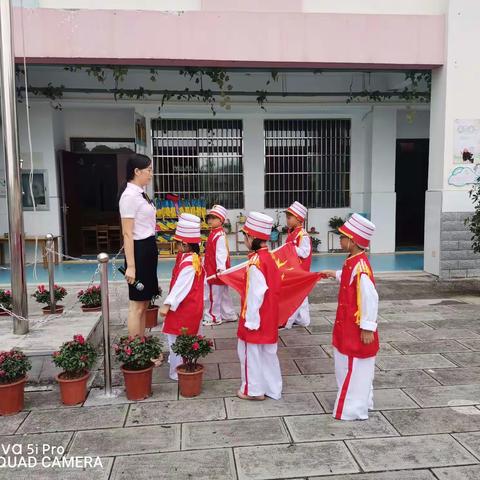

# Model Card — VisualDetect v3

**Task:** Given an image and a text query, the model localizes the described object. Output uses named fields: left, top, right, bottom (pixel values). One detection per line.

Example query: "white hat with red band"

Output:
left=174, top=215, right=201, bottom=243
left=338, top=213, right=375, bottom=249
left=286, top=201, right=307, bottom=221
left=207, top=205, right=227, bottom=222
left=180, top=213, right=201, bottom=224
left=242, top=212, right=273, bottom=241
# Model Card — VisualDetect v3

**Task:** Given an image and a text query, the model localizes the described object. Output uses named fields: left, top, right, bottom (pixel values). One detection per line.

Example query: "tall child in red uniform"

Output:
left=203, top=205, right=237, bottom=326
left=284, top=201, right=312, bottom=329
left=237, top=212, right=282, bottom=401
left=322, top=214, right=379, bottom=420
left=160, top=215, right=205, bottom=380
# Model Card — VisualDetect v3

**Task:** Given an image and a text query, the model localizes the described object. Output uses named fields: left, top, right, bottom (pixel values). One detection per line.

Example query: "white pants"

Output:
left=237, top=339, right=282, bottom=399
left=332, top=347, right=376, bottom=420
left=285, top=297, right=310, bottom=329
left=204, top=283, right=237, bottom=323
left=166, top=334, right=182, bottom=381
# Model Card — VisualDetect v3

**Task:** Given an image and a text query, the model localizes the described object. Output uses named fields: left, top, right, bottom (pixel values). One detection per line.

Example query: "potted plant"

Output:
left=145, top=289, right=162, bottom=329
left=172, top=328, right=214, bottom=397
left=0, top=349, right=31, bottom=415
left=328, top=216, right=345, bottom=232
left=113, top=335, right=162, bottom=401
left=223, top=218, right=232, bottom=234
left=311, top=237, right=322, bottom=253
left=32, top=284, right=67, bottom=314
left=52, top=334, right=97, bottom=405
left=0, top=289, right=12, bottom=317
left=78, top=285, right=102, bottom=312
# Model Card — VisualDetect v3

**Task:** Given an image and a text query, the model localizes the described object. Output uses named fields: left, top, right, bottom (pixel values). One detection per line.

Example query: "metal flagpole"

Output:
left=0, top=0, right=29, bottom=334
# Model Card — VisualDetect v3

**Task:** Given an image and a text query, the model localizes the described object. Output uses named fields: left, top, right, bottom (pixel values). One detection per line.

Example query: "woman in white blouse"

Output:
left=119, top=154, right=159, bottom=336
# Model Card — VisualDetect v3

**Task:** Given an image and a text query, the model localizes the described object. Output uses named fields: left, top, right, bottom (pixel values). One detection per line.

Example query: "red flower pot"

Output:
left=81, top=306, right=102, bottom=313
left=145, top=306, right=159, bottom=328
left=0, top=376, right=26, bottom=416
left=121, top=363, right=154, bottom=401
left=0, top=311, right=10, bottom=317
left=56, top=370, right=89, bottom=406
left=177, top=364, right=204, bottom=398
left=42, top=305, right=64, bottom=315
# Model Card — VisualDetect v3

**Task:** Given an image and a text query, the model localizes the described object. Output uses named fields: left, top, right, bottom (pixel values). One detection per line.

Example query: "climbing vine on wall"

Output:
left=465, top=178, right=480, bottom=254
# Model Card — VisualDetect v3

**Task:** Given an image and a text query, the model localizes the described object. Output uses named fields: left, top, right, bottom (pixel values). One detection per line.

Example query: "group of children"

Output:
left=159, top=201, right=379, bottom=421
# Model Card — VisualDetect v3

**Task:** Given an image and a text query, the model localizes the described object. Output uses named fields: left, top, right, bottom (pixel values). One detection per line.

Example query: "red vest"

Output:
left=286, top=227, right=312, bottom=271
left=163, top=253, right=205, bottom=336
left=237, top=248, right=281, bottom=344
left=204, top=227, right=231, bottom=285
left=332, top=252, right=379, bottom=358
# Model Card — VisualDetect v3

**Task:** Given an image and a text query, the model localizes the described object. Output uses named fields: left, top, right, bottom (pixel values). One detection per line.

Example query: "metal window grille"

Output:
left=151, top=119, right=244, bottom=209
left=264, top=119, right=351, bottom=209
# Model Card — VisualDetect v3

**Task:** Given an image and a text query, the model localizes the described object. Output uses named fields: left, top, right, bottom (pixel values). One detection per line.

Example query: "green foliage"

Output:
left=52, top=334, right=97, bottom=379
left=0, top=289, right=13, bottom=311
left=328, top=216, right=345, bottom=230
left=465, top=177, right=480, bottom=254
left=171, top=328, right=214, bottom=372
left=0, top=349, right=31, bottom=384
left=113, top=335, right=162, bottom=370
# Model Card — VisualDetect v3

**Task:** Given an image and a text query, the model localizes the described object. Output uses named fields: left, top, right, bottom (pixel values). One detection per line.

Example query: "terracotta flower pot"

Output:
left=42, top=305, right=64, bottom=315
left=81, top=306, right=102, bottom=313
left=0, top=376, right=26, bottom=416
left=56, top=370, right=89, bottom=406
left=121, top=363, right=154, bottom=401
left=145, top=305, right=159, bottom=328
left=177, top=364, right=204, bottom=398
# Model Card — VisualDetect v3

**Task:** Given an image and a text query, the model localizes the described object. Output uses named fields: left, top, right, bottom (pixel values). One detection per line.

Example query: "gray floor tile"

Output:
left=17, top=405, right=128, bottom=434
left=392, top=340, right=470, bottom=354
left=284, top=411, right=398, bottom=441
left=0, top=412, right=29, bottom=435
left=384, top=406, right=480, bottom=435
left=432, top=465, right=480, bottom=479
left=404, top=384, right=480, bottom=407
left=283, top=374, right=338, bottom=392
left=408, top=328, right=480, bottom=341
left=110, top=448, right=236, bottom=480
left=0, top=431, right=72, bottom=460
left=427, top=367, right=480, bottom=386
left=277, top=346, right=328, bottom=359
left=295, top=357, right=335, bottom=374
left=225, top=393, right=323, bottom=419
left=182, top=417, right=289, bottom=449
left=126, top=398, right=226, bottom=426
left=346, top=434, right=476, bottom=471
left=376, top=354, right=456, bottom=371
left=373, top=370, right=440, bottom=389
left=235, top=441, right=359, bottom=479
left=311, top=471, right=436, bottom=480
left=454, top=431, right=480, bottom=459
left=445, top=352, right=480, bottom=367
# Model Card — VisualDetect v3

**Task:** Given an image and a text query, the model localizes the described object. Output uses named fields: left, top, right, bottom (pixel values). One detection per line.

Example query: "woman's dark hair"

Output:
left=251, top=238, right=265, bottom=251
left=185, top=243, right=200, bottom=255
left=118, top=153, right=152, bottom=199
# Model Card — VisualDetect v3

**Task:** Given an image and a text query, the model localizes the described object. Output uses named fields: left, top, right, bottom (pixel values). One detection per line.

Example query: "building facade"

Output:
left=1, top=0, right=479, bottom=278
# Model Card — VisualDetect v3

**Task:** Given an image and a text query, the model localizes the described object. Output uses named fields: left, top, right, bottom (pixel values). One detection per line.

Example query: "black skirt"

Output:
left=126, top=236, right=159, bottom=301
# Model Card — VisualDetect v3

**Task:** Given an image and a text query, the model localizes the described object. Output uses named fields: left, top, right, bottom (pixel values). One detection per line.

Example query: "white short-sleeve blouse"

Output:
left=119, top=183, right=156, bottom=240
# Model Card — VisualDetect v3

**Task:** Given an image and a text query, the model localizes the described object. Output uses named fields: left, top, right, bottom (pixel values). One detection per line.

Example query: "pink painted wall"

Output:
left=13, top=8, right=444, bottom=68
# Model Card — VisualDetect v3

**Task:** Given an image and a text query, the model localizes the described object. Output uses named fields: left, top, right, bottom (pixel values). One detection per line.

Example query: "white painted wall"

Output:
left=397, top=110, right=430, bottom=139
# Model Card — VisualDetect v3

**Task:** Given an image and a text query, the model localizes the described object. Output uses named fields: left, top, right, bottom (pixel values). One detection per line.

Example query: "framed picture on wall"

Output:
left=21, top=169, right=49, bottom=210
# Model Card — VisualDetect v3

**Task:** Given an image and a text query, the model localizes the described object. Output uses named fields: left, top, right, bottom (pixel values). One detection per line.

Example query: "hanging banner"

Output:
left=454, top=119, right=480, bottom=164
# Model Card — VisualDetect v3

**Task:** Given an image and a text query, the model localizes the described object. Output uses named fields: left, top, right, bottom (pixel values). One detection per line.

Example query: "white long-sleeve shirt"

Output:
left=215, top=233, right=229, bottom=271
left=335, top=265, right=379, bottom=332
left=244, top=265, right=268, bottom=330
left=295, top=231, right=312, bottom=259
left=164, top=263, right=195, bottom=311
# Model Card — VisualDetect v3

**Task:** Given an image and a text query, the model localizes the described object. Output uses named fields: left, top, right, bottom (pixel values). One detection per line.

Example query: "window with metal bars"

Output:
left=151, top=119, right=244, bottom=209
left=264, top=119, right=351, bottom=209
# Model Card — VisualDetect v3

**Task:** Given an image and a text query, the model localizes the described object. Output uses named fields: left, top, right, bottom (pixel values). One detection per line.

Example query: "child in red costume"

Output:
left=284, top=201, right=312, bottom=329
left=322, top=214, right=379, bottom=420
left=160, top=214, right=205, bottom=380
left=203, top=205, right=237, bottom=326
left=237, top=212, right=282, bottom=401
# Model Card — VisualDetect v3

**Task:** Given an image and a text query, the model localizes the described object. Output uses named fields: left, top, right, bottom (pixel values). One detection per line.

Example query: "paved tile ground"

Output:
left=1, top=274, right=480, bottom=479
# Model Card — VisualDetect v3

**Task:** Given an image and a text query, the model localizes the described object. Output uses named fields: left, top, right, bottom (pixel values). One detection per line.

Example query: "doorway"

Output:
left=58, top=151, right=129, bottom=257
left=395, top=139, right=429, bottom=250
